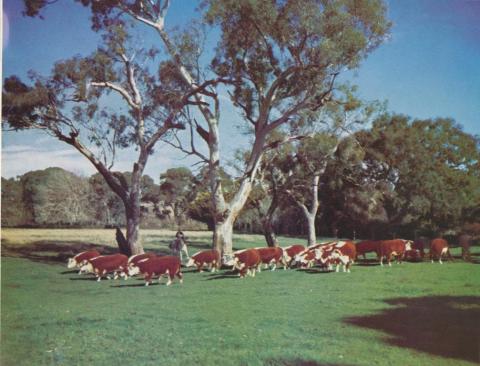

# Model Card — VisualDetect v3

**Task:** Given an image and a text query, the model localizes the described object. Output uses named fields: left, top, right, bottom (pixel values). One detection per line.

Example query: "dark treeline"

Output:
left=3, top=116, right=480, bottom=242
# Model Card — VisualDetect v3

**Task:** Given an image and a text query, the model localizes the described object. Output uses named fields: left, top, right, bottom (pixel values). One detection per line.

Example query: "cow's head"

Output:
left=67, top=258, right=77, bottom=269
left=128, top=265, right=140, bottom=276
left=185, top=257, right=196, bottom=267
left=405, top=240, right=413, bottom=251
left=80, top=262, right=93, bottom=274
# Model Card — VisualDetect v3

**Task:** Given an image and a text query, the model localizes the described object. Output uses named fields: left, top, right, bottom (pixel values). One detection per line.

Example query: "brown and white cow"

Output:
left=81, top=254, right=129, bottom=281
left=128, top=255, right=183, bottom=286
left=379, top=239, right=412, bottom=267
left=256, top=247, right=286, bottom=271
left=67, top=250, right=101, bottom=273
left=293, top=242, right=334, bottom=268
left=355, top=240, right=381, bottom=260
left=315, top=241, right=357, bottom=273
left=282, top=244, right=306, bottom=268
left=429, top=238, right=453, bottom=264
left=128, top=253, right=157, bottom=267
left=227, top=249, right=261, bottom=278
left=186, top=250, right=221, bottom=272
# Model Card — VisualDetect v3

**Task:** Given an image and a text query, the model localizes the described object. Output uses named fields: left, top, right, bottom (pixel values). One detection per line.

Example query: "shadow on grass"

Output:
left=69, top=276, right=101, bottom=281
left=1, top=240, right=118, bottom=264
left=111, top=282, right=161, bottom=288
left=205, top=270, right=242, bottom=280
left=344, top=295, right=480, bottom=363
left=265, top=360, right=354, bottom=366
left=296, top=268, right=333, bottom=275
left=1, top=240, right=171, bottom=265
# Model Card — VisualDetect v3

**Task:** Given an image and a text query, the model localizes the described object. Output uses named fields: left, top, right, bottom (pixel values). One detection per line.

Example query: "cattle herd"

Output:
left=67, top=237, right=456, bottom=286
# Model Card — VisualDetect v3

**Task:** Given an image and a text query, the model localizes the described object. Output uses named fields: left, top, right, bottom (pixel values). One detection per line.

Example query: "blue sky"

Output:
left=2, top=0, right=479, bottom=180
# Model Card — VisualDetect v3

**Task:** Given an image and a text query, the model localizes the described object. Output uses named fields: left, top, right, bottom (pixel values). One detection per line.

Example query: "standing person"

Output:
left=169, top=230, right=189, bottom=263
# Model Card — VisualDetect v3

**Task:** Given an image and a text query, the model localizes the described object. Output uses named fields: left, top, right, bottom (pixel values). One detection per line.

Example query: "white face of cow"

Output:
left=224, top=257, right=236, bottom=267
left=80, top=262, right=93, bottom=274
left=67, top=258, right=77, bottom=268
left=128, top=266, right=140, bottom=276
left=405, top=240, right=413, bottom=251
left=186, top=258, right=195, bottom=267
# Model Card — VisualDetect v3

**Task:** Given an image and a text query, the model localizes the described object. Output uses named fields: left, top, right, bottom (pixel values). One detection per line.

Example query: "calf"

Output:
left=128, top=256, right=183, bottom=286
left=81, top=254, right=129, bottom=281
left=355, top=240, right=381, bottom=260
left=282, top=244, right=306, bottom=268
left=256, top=247, right=286, bottom=271
left=227, top=249, right=261, bottom=278
left=430, top=238, right=453, bottom=264
left=67, top=250, right=101, bottom=274
left=186, top=250, right=221, bottom=272
left=379, top=239, right=412, bottom=267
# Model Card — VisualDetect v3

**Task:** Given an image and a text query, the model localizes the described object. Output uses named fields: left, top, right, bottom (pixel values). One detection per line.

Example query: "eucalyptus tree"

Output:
left=22, top=0, right=391, bottom=258
left=2, top=25, right=193, bottom=254
left=357, top=115, right=480, bottom=235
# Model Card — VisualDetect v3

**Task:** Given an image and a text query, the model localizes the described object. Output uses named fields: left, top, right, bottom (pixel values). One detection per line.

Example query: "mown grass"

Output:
left=1, top=229, right=480, bottom=366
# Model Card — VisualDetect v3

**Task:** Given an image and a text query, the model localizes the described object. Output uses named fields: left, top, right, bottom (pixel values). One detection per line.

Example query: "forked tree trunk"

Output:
left=262, top=219, right=278, bottom=247
left=124, top=163, right=145, bottom=256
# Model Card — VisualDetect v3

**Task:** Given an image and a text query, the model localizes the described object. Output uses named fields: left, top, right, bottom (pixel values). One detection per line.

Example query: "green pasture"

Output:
left=1, top=229, right=479, bottom=366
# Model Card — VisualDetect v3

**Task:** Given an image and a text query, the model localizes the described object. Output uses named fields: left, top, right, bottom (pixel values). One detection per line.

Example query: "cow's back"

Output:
left=430, top=238, right=448, bottom=255
left=380, top=239, right=406, bottom=254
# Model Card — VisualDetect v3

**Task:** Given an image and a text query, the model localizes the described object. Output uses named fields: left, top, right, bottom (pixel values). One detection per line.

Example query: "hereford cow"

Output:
left=81, top=254, right=129, bottom=281
left=458, top=234, right=472, bottom=261
left=293, top=242, right=335, bottom=268
left=430, top=238, right=453, bottom=264
left=256, top=247, right=286, bottom=271
left=294, top=249, right=317, bottom=268
left=316, top=241, right=357, bottom=273
left=413, top=237, right=428, bottom=258
left=128, top=253, right=157, bottom=267
left=226, top=249, right=261, bottom=278
left=355, top=240, right=381, bottom=260
left=379, top=239, right=412, bottom=267
left=67, top=250, right=101, bottom=274
left=282, top=244, right=306, bottom=268
left=128, top=256, right=183, bottom=286
left=186, top=250, right=221, bottom=272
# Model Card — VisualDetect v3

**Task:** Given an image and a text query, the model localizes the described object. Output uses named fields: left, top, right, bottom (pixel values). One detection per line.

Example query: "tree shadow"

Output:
left=1, top=240, right=118, bottom=264
left=1, top=240, right=172, bottom=265
left=344, top=295, right=480, bottom=363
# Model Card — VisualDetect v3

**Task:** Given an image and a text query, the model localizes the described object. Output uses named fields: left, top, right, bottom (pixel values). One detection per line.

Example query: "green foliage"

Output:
left=20, top=168, right=95, bottom=226
left=1, top=178, right=31, bottom=226
left=358, top=115, right=480, bottom=234
left=205, top=0, right=390, bottom=122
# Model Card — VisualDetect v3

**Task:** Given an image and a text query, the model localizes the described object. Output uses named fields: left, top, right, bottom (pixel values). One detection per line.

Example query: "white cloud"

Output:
left=1, top=142, right=202, bottom=182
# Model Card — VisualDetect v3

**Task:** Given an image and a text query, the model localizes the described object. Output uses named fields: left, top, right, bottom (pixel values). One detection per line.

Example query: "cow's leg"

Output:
left=271, top=261, right=277, bottom=271
left=448, top=249, right=454, bottom=262
left=166, top=270, right=172, bottom=286
left=145, top=273, right=152, bottom=286
left=388, top=254, right=392, bottom=267
left=176, top=270, right=183, bottom=284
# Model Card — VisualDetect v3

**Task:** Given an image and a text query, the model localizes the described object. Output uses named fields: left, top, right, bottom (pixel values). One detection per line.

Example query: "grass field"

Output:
left=1, top=228, right=480, bottom=366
